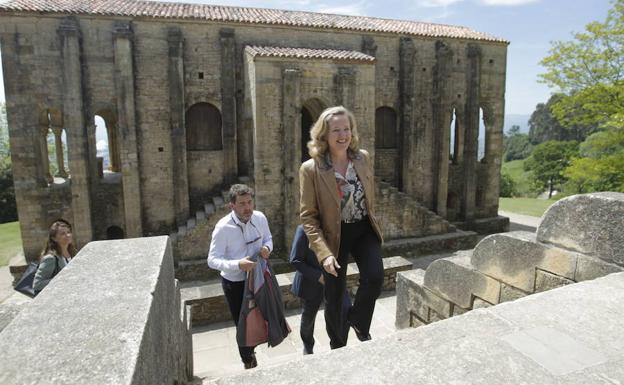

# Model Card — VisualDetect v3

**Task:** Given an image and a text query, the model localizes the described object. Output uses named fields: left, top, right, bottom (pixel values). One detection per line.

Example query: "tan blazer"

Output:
left=299, top=149, right=383, bottom=264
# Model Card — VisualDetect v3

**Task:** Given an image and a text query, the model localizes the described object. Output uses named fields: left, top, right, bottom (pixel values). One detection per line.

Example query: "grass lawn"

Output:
left=499, top=197, right=557, bottom=217
left=0, top=221, right=22, bottom=267
left=501, top=159, right=534, bottom=197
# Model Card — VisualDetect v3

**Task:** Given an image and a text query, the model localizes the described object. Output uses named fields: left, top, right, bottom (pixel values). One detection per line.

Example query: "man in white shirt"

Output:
left=208, top=184, right=273, bottom=369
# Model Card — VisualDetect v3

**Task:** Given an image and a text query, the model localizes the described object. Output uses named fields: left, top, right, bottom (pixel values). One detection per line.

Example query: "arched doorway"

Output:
left=301, top=98, right=326, bottom=163
left=106, top=226, right=125, bottom=240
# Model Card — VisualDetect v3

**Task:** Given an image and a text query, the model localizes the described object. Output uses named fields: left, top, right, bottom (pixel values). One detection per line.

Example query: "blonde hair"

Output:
left=306, top=106, right=360, bottom=160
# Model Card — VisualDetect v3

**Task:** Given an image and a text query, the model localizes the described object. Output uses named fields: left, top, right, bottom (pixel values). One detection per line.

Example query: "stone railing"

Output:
left=396, top=192, right=624, bottom=328
left=0, top=236, right=193, bottom=385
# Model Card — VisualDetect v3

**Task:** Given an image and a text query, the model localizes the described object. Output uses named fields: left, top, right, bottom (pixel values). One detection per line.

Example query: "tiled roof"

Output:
left=245, top=46, right=375, bottom=63
left=0, top=0, right=508, bottom=44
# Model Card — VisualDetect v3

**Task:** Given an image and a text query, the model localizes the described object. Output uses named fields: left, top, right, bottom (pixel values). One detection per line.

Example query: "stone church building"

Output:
left=0, top=0, right=508, bottom=272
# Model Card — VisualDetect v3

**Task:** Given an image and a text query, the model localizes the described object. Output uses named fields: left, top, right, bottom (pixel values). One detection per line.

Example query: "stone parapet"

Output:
left=0, top=237, right=193, bottom=385
left=396, top=193, right=624, bottom=330
left=211, top=272, right=624, bottom=384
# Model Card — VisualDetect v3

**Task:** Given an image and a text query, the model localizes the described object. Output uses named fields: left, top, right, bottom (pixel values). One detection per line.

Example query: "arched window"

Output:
left=106, top=226, right=125, bottom=240
left=186, top=103, right=222, bottom=151
left=94, top=110, right=121, bottom=174
left=375, top=107, right=397, bottom=149
left=39, top=109, right=68, bottom=184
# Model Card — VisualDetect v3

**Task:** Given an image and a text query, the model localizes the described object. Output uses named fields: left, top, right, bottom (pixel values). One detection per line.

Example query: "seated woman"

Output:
left=33, top=219, right=77, bottom=295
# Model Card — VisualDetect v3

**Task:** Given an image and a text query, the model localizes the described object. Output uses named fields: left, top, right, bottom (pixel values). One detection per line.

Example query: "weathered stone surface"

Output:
left=208, top=272, right=624, bottom=385
left=537, top=192, right=624, bottom=266
left=0, top=236, right=192, bottom=385
left=382, top=231, right=479, bottom=258
left=575, top=254, right=623, bottom=282
left=535, top=270, right=575, bottom=293
left=472, top=231, right=577, bottom=293
left=424, top=250, right=501, bottom=308
left=395, top=269, right=452, bottom=329
left=500, top=283, right=529, bottom=303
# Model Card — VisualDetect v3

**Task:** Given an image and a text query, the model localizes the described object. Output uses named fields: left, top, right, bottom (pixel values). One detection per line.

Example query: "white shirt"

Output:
left=207, top=210, right=273, bottom=282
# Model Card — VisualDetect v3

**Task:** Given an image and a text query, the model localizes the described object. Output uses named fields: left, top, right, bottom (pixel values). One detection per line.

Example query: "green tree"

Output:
left=503, top=127, right=532, bottom=161
left=499, top=172, right=516, bottom=197
left=524, top=141, right=579, bottom=198
left=564, top=122, right=624, bottom=193
left=528, top=94, right=594, bottom=144
left=540, top=0, right=624, bottom=128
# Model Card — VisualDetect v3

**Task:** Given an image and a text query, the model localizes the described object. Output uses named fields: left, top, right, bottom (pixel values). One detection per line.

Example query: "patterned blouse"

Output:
left=333, top=160, right=368, bottom=223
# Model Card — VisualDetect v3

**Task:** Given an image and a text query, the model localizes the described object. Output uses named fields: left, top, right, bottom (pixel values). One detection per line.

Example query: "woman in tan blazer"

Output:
left=299, top=106, right=383, bottom=349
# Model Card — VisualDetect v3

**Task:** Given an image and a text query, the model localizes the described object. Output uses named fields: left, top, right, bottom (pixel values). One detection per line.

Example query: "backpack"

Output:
left=14, top=256, right=60, bottom=298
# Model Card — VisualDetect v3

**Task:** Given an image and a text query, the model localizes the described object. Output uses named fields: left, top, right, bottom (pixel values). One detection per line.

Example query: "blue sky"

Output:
left=0, top=0, right=613, bottom=115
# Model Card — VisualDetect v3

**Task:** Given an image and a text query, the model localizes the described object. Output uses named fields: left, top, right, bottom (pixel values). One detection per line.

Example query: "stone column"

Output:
left=482, top=102, right=504, bottom=217
left=461, top=44, right=482, bottom=223
left=39, top=126, right=53, bottom=184
left=167, top=27, right=189, bottom=227
left=432, top=41, right=453, bottom=218
left=220, top=28, right=238, bottom=184
left=282, top=68, right=301, bottom=249
left=52, top=127, right=68, bottom=177
left=334, top=67, right=356, bottom=111
left=399, top=37, right=416, bottom=194
left=113, top=21, right=143, bottom=237
left=58, top=16, right=93, bottom=247
left=107, top=122, right=121, bottom=172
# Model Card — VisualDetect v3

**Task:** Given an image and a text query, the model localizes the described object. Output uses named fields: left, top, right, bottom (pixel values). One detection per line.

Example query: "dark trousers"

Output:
left=221, top=277, right=255, bottom=364
left=300, top=292, right=323, bottom=353
left=323, top=218, right=383, bottom=349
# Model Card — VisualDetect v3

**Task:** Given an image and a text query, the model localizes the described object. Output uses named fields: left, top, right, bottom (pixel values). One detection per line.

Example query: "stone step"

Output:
left=196, top=210, right=206, bottom=223
left=177, top=225, right=187, bottom=236
left=204, top=203, right=215, bottom=216
left=382, top=230, right=478, bottom=259
left=212, top=196, right=224, bottom=208
left=182, top=256, right=412, bottom=327
left=187, top=218, right=196, bottom=231
left=175, top=257, right=294, bottom=282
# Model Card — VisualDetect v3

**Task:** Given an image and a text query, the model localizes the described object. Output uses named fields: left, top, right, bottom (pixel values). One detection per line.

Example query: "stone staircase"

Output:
left=375, top=179, right=479, bottom=258
left=172, top=176, right=253, bottom=281
left=396, top=192, right=624, bottom=329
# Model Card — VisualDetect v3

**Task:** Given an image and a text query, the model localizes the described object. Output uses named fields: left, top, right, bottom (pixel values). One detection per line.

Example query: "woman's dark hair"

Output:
left=40, top=219, right=77, bottom=259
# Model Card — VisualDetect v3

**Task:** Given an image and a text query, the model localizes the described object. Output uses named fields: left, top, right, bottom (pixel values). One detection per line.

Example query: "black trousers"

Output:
left=221, top=277, right=255, bottom=364
left=323, top=218, right=383, bottom=349
left=300, top=291, right=323, bottom=353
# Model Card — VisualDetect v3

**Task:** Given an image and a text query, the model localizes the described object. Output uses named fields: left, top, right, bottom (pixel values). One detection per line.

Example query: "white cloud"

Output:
left=96, top=140, right=108, bottom=151
left=479, top=0, right=538, bottom=6
left=315, top=1, right=369, bottom=16
left=414, top=0, right=464, bottom=7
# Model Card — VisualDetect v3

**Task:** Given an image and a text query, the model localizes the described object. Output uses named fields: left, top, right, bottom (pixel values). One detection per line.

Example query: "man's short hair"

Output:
left=229, top=184, right=254, bottom=203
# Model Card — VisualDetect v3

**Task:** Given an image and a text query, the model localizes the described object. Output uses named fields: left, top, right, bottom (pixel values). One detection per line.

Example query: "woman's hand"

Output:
left=322, top=256, right=341, bottom=277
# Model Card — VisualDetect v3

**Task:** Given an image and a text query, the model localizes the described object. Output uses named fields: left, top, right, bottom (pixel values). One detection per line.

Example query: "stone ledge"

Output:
left=183, top=256, right=412, bottom=327
left=382, top=230, right=478, bottom=258
left=207, top=272, right=624, bottom=384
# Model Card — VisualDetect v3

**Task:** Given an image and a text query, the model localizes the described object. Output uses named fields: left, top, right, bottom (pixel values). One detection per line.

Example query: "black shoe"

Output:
left=244, top=355, right=258, bottom=369
left=303, top=347, right=313, bottom=355
left=350, top=322, right=371, bottom=342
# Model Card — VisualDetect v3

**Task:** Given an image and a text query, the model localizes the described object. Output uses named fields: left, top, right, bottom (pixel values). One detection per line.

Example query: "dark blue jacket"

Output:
left=289, top=225, right=323, bottom=301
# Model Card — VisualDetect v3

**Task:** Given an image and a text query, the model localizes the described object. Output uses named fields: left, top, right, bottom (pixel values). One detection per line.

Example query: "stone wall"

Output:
left=0, top=9, right=508, bottom=260
left=396, top=192, right=624, bottom=328
left=0, top=236, right=193, bottom=385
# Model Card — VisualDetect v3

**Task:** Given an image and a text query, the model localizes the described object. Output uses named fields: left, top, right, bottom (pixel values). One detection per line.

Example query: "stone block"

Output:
left=424, top=250, right=501, bottom=309
left=535, top=270, right=575, bottom=293
left=472, top=231, right=577, bottom=293
left=575, top=254, right=623, bottom=282
left=499, top=283, right=528, bottom=303
left=472, top=298, right=492, bottom=309
left=395, top=269, right=452, bottom=329
left=537, top=192, right=624, bottom=266
left=452, top=304, right=468, bottom=316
